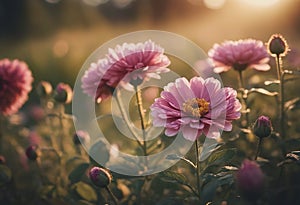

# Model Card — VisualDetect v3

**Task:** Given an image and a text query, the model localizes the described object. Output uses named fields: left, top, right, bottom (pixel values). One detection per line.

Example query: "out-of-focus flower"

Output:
left=0, top=59, right=33, bottom=116
left=208, top=39, right=270, bottom=73
left=82, top=40, right=170, bottom=103
left=0, top=155, right=6, bottom=164
left=89, top=167, right=112, bottom=188
left=25, top=145, right=38, bottom=161
left=287, top=48, right=300, bottom=68
left=73, top=130, right=90, bottom=146
left=253, top=116, right=272, bottom=138
left=28, top=105, right=46, bottom=122
left=150, top=77, right=241, bottom=141
left=28, top=131, right=42, bottom=146
left=53, top=83, right=73, bottom=104
left=36, top=81, right=52, bottom=97
left=267, top=34, right=289, bottom=57
left=236, top=159, right=264, bottom=200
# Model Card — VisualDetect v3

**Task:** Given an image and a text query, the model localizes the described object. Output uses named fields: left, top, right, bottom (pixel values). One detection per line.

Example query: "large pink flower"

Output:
left=0, top=59, right=33, bottom=116
left=82, top=40, right=170, bottom=103
left=208, top=39, right=270, bottom=73
left=150, top=77, right=241, bottom=141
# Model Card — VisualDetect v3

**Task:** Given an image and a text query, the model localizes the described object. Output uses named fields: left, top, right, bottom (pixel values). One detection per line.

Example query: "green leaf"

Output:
left=201, top=178, right=219, bottom=204
left=166, top=154, right=196, bottom=168
left=284, top=97, right=300, bottom=111
left=77, top=200, right=95, bottom=205
left=248, top=88, right=278, bottom=97
left=264, top=80, right=280, bottom=86
left=206, top=148, right=236, bottom=166
left=72, top=182, right=97, bottom=202
left=0, top=165, right=12, bottom=186
left=159, top=171, right=189, bottom=186
left=66, top=156, right=86, bottom=173
left=68, top=163, right=89, bottom=184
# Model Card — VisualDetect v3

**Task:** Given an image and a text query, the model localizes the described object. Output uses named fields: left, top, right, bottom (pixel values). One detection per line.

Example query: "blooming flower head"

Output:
left=208, top=39, right=270, bottom=73
left=236, top=159, right=264, bottom=200
left=82, top=40, right=170, bottom=103
left=0, top=59, right=33, bottom=116
left=150, top=77, right=241, bottom=141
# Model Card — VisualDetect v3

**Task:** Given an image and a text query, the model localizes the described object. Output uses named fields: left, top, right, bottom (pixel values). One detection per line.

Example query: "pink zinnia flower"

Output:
left=0, top=59, right=33, bottom=116
left=150, top=77, right=241, bottom=141
left=82, top=40, right=170, bottom=103
left=208, top=39, right=270, bottom=73
left=236, top=159, right=264, bottom=200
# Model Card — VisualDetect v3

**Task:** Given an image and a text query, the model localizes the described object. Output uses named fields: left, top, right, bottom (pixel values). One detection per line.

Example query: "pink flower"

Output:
left=0, top=59, right=33, bottom=116
left=150, top=77, right=241, bottom=141
left=208, top=39, right=270, bottom=73
left=236, top=159, right=264, bottom=200
left=82, top=40, right=170, bottom=103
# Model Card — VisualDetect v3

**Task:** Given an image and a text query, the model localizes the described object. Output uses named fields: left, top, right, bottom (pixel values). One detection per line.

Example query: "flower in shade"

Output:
left=267, top=34, right=289, bottom=57
left=208, top=39, right=270, bottom=73
left=89, top=167, right=112, bottom=188
left=82, top=40, right=170, bottom=103
left=253, top=115, right=272, bottom=139
left=150, top=77, right=241, bottom=141
left=53, top=83, right=73, bottom=104
left=236, top=159, right=264, bottom=200
left=0, top=59, right=33, bottom=116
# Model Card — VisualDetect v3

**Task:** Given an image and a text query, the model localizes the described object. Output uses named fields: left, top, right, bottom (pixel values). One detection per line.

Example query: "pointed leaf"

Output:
left=284, top=97, right=300, bottom=111
left=68, top=163, right=89, bottom=184
left=72, top=182, right=97, bottom=202
left=248, top=88, right=278, bottom=96
left=159, top=171, right=189, bottom=186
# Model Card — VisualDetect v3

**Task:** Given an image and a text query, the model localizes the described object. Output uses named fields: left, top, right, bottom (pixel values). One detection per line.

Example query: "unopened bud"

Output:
left=25, top=145, right=38, bottom=161
left=36, top=81, right=52, bottom=97
left=0, top=155, right=6, bottom=164
left=89, top=167, right=112, bottom=188
left=267, top=34, right=289, bottom=57
left=53, top=83, right=73, bottom=104
left=253, top=116, right=272, bottom=138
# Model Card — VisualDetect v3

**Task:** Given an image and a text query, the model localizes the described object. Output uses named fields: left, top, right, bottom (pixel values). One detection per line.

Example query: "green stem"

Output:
left=195, top=139, right=201, bottom=199
left=238, top=70, right=244, bottom=89
left=105, top=186, right=119, bottom=205
left=275, top=55, right=285, bottom=138
left=134, top=85, right=147, bottom=157
left=115, top=90, right=144, bottom=150
left=255, top=138, right=262, bottom=160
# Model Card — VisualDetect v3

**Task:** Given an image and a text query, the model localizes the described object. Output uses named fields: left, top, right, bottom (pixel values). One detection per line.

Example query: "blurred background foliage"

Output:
left=1, top=0, right=300, bottom=86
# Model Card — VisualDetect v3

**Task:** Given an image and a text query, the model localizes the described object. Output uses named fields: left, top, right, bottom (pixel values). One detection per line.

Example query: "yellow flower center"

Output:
left=182, top=98, right=210, bottom=118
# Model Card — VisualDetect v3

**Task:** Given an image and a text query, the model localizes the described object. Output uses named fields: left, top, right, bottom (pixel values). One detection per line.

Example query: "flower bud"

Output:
left=89, top=167, right=112, bottom=188
left=236, top=160, right=264, bottom=200
left=253, top=116, right=272, bottom=138
left=0, top=155, right=6, bottom=164
left=73, top=130, right=90, bottom=146
left=53, top=83, right=73, bottom=104
left=25, top=145, right=38, bottom=161
left=267, top=34, right=289, bottom=57
left=36, top=81, right=52, bottom=97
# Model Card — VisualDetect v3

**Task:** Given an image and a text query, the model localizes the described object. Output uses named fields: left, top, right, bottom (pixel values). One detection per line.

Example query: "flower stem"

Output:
left=275, top=55, right=285, bottom=138
left=238, top=70, right=244, bottom=89
left=255, top=138, right=262, bottom=160
left=195, top=139, right=201, bottom=199
left=105, top=186, right=119, bottom=205
left=134, top=85, right=147, bottom=157
left=115, top=90, right=144, bottom=150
